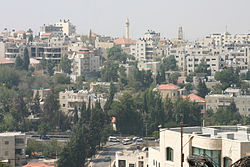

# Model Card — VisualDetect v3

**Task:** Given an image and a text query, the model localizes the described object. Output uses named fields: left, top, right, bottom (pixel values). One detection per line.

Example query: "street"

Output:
left=89, top=142, right=129, bottom=167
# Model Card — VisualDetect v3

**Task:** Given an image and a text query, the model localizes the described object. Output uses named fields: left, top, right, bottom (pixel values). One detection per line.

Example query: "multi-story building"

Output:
left=149, top=126, right=250, bottom=167
left=29, top=43, right=68, bottom=64
left=59, top=89, right=106, bottom=114
left=115, top=150, right=149, bottom=167
left=95, top=36, right=114, bottom=49
left=0, top=132, right=26, bottom=167
left=137, top=61, right=160, bottom=75
left=0, top=42, right=23, bottom=60
left=130, top=30, right=161, bottom=62
left=206, top=88, right=250, bottom=115
left=70, top=48, right=100, bottom=78
left=202, top=32, right=250, bottom=47
left=59, top=90, right=89, bottom=114
left=40, top=24, right=63, bottom=38
left=56, top=19, right=76, bottom=36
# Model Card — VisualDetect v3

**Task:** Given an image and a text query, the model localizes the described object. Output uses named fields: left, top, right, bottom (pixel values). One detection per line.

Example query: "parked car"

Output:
left=132, top=137, right=140, bottom=142
left=40, top=135, right=50, bottom=140
left=108, top=136, right=120, bottom=142
left=122, top=138, right=132, bottom=145
left=136, top=138, right=144, bottom=142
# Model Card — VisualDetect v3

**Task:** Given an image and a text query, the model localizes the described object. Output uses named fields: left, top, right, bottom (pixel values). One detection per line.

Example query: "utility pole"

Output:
left=181, top=120, right=183, bottom=167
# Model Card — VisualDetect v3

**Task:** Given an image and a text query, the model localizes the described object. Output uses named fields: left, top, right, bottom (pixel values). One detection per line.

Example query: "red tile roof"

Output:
left=16, top=30, right=26, bottom=34
left=22, top=162, right=54, bottom=167
left=0, top=58, right=15, bottom=64
left=41, top=33, right=52, bottom=36
left=183, top=94, right=205, bottom=103
left=157, top=83, right=180, bottom=90
left=114, top=38, right=136, bottom=45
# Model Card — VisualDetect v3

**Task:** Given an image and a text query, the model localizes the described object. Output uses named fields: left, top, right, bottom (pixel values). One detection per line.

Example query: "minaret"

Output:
left=126, top=18, right=129, bottom=39
left=178, top=26, right=183, bottom=40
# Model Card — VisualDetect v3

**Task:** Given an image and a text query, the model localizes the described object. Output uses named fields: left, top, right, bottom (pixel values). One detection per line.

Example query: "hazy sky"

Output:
left=0, top=0, right=250, bottom=40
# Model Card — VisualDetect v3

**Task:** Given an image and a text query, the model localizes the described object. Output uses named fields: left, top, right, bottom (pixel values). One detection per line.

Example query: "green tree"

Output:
left=215, top=68, right=240, bottom=90
left=0, top=86, right=15, bottom=113
left=60, top=55, right=72, bottom=74
left=41, top=89, right=59, bottom=128
left=0, top=67, right=20, bottom=89
left=194, top=58, right=211, bottom=76
left=47, top=60, right=55, bottom=76
left=58, top=125, right=89, bottom=167
left=110, top=93, right=142, bottom=135
left=104, top=81, right=116, bottom=112
left=15, top=56, right=24, bottom=70
left=23, top=48, right=30, bottom=71
left=197, top=79, right=210, bottom=98
left=107, top=46, right=128, bottom=64
left=101, top=61, right=119, bottom=82
left=30, top=93, right=42, bottom=116
left=160, top=55, right=178, bottom=72
left=169, top=72, right=180, bottom=84
left=11, top=93, right=29, bottom=131
left=38, top=122, right=49, bottom=136
left=54, top=73, right=70, bottom=84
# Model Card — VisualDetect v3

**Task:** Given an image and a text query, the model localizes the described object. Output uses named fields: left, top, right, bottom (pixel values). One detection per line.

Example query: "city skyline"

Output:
left=0, top=0, right=250, bottom=40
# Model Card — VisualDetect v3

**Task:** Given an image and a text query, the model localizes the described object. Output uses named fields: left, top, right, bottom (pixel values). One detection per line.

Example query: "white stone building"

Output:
left=149, top=126, right=250, bottom=167
left=130, top=30, right=161, bottom=62
left=56, top=19, right=76, bottom=36
left=0, top=132, right=26, bottom=167
left=69, top=48, right=100, bottom=79
left=115, top=150, right=149, bottom=167
left=206, top=88, right=250, bottom=116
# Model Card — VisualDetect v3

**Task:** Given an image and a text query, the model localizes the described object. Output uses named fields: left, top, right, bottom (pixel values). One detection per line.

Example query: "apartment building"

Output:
left=224, top=47, right=250, bottom=70
left=40, top=24, right=63, bottom=38
left=56, top=19, right=76, bottom=36
left=137, top=61, right=160, bottom=75
left=70, top=48, right=100, bottom=77
left=0, top=132, right=26, bottom=167
left=95, top=36, right=114, bottom=49
left=59, top=89, right=107, bottom=114
left=206, top=88, right=250, bottom=115
left=203, top=32, right=250, bottom=47
left=130, top=30, right=161, bottom=62
left=0, top=42, right=23, bottom=60
left=59, top=90, right=88, bottom=114
left=29, top=43, right=67, bottom=64
left=186, top=54, right=222, bottom=75
left=149, top=126, right=250, bottom=167
left=115, top=150, right=149, bottom=167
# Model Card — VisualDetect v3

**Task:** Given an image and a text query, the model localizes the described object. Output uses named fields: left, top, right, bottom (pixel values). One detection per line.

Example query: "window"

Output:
left=129, top=164, right=135, bottom=167
left=4, top=141, right=9, bottom=145
left=15, top=138, right=24, bottom=144
left=118, top=160, right=126, bottom=167
left=192, top=147, right=221, bottom=167
left=138, top=161, right=144, bottom=167
left=63, top=104, right=66, bottom=107
left=166, top=147, right=174, bottom=161
left=224, top=157, right=232, bottom=167
left=5, top=151, right=8, bottom=156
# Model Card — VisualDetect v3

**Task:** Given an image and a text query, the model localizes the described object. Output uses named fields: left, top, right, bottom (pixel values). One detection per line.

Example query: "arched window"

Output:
left=166, top=147, right=174, bottom=161
left=224, top=157, right=232, bottom=167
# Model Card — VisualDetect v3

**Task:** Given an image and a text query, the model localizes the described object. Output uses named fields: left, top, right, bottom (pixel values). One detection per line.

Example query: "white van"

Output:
left=108, top=136, right=119, bottom=142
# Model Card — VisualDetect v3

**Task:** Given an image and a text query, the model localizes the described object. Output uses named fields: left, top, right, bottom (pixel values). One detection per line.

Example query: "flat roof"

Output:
left=0, top=132, right=25, bottom=137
